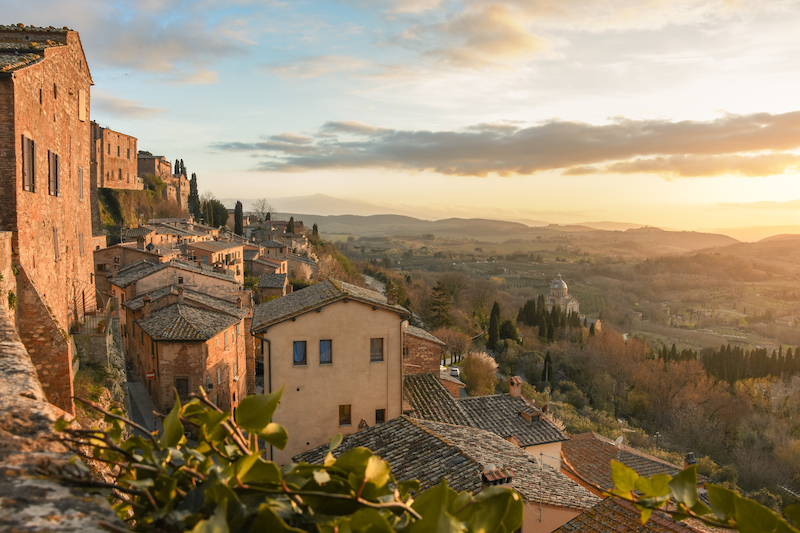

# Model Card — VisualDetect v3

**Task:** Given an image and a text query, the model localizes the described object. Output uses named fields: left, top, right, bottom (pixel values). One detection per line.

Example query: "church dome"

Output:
left=551, top=274, right=568, bottom=291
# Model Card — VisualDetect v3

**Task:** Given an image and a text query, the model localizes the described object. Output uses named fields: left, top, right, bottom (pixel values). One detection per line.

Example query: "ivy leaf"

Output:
left=239, top=457, right=282, bottom=486
left=313, top=469, right=331, bottom=486
left=258, top=422, right=289, bottom=450
left=468, top=486, right=524, bottom=533
left=735, top=495, right=781, bottom=533
left=398, top=480, right=421, bottom=500
left=364, top=456, right=391, bottom=488
left=610, top=460, right=638, bottom=494
left=634, top=474, right=671, bottom=498
left=784, top=504, right=800, bottom=527
left=667, top=465, right=698, bottom=508
left=409, top=480, right=464, bottom=533
left=350, top=508, right=395, bottom=532
left=160, top=392, right=185, bottom=448
left=235, top=386, right=284, bottom=433
left=54, top=415, right=72, bottom=432
left=250, top=503, right=305, bottom=533
left=191, top=500, right=229, bottom=533
left=707, top=484, right=738, bottom=522
left=325, top=433, right=343, bottom=467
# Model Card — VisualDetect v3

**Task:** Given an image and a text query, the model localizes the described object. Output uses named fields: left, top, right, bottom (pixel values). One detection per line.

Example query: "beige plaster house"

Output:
left=250, top=279, right=410, bottom=465
left=184, top=241, right=244, bottom=284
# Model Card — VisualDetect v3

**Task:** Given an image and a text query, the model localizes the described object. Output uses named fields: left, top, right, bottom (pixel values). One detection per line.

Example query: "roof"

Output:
left=251, top=279, right=409, bottom=331
left=136, top=304, right=239, bottom=341
left=459, top=394, right=568, bottom=447
left=406, top=325, right=446, bottom=345
left=186, top=240, right=241, bottom=253
left=561, top=433, right=707, bottom=492
left=110, top=259, right=237, bottom=288
left=243, top=249, right=259, bottom=261
left=555, top=497, right=700, bottom=533
left=261, top=240, right=287, bottom=248
left=257, top=273, right=287, bottom=289
left=404, top=374, right=473, bottom=426
left=551, top=274, right=568, bottom=290
left=122, top=225, right=157, bottom=238
left=404, top=374, right=567, bottom=448
left=0, top=25, right=69, bottom=73
left=413, top=419, right=598, bottom=510
left=123, top=285, right=248, bottom=319
left=295, top=416, right=482, bottom=493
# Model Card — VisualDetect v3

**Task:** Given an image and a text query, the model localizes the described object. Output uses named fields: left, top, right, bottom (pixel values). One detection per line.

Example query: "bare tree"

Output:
left=461, top=351, right=499, bottom=396
left=199, top=190, right=216, bottom=204
left=439, top=271, right=469, bottom=305
left=252, top=198, right=276, bottom=223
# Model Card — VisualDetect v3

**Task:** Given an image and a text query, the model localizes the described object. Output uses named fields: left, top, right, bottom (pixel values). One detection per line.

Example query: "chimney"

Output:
left=481, top=464, right=515, bottom=488
left=237, top=296, right=243, bottom=310
left=684, top=452, right=697, bottom=469
left=177, top=286, right=184, bottom=304
left=137, top=236, right=145, bottom=250
left=509, top=376, right=522, bottom=398
left=142, top=294, right=152, bottom=319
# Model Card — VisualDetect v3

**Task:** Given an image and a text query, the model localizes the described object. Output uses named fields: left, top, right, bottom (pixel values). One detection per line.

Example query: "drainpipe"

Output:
left=251, top=331, right=272, bottom=460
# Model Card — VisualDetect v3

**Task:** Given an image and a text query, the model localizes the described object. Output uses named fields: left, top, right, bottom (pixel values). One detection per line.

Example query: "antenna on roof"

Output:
left=614, top=436, right=624, bottom=447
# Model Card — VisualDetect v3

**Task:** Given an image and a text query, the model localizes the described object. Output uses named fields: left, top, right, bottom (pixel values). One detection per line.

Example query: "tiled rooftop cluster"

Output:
left=561, top=432, right=708, bottom=492
left=406, top=325, right=446, bottom=345
left=555, top=498, right=700, bottom=533
left=257, top=273, right=287, bottom=289
left=252, top=279, right=408, bottom=331
left=111, top=258, right=236, bottom=288
left=0, top=25, right=70, bottom=72
left=296, top=416, right=599, bottom=510
left=137, top=304, right=239, bottom=341
left=123, top=285, right=247, bottom=319
left=403, top=373, right=568, bottom=447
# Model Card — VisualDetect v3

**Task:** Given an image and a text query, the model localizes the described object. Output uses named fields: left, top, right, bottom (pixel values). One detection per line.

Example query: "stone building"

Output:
left=125, top=287, right=248, bottom=412
left=90, top=121, right=141, bottom=190
left=545, top=274, right=580, bottom=314
left=184, top=240, right=244, bottom=284
left=0, top=25, right=96, bottom=414
left=250, top=279, right=410, bottom=465
left=403, top=325, right=445, bottom=375
left=137, top=152, right=172, bottom=182
left=255, top=272, right=289, bottom=301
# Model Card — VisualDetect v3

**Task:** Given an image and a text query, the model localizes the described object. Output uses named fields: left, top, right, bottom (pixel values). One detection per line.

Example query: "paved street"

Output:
left=126, top=370, right=161, bottom=437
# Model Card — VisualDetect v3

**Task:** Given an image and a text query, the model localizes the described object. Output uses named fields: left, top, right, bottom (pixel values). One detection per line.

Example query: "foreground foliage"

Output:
left=52, top=387, right=522, bottom=532
left=610, top=460, right=800, bottom=532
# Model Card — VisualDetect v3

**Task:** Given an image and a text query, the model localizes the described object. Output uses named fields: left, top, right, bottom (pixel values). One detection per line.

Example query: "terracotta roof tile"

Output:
left=404, top=374, right=473, bottom=426
left=257, top=273, right=287, bottom=289
left=136, top=304, right=239, bottom=341
left=110, top=259, right=237, bottom=288
left=406, top=325, right=446, bottom=345
left=459, top=394, right=568, bottom=447
left=555, top=498, right=701, bottom=532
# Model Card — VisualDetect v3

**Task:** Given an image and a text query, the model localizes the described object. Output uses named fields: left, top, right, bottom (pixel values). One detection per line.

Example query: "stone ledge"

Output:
left=0, top=306, right=125, bottom=532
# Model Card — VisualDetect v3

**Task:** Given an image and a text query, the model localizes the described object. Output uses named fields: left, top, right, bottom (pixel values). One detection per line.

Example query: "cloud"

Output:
left=91, top=91, right=165, bottom=120
left=265, top=55, right=373, bottom=78
left=212, top=110, right=800, bottom=177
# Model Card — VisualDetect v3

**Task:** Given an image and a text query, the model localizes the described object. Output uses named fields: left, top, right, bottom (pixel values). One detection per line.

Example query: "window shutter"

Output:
left=22, top=136, right=29, bottom=191
left=78, top=89, right=86, bottom=121
left=78, top=166, right=84, bottom=200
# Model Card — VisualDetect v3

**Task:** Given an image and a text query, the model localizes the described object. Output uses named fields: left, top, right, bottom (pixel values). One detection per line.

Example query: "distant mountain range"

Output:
left=218, top=193, right=798, bottom=243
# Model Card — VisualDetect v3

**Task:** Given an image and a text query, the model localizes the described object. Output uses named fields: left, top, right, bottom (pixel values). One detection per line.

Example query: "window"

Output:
left=78, top=89, right=86, bottom=122
left=53, top=83, right=57, bottom=99
left=376, top=409, right=386, bottom=424
left=224, top=331, right=229, bottom=349
left=22, top=136, right=36, bottom=192
left=175, top=377, right=189, bottom=399
left=178, top=276, right=184, bottom=284
left=339, top=405, right=351, bottom=426
left=78, top=166, right=84, bottom=200
left=233, top=362, right=238, bottom=376
left=217, top=368, right=221, bottom=384
left=127, top=147, right=130, bottom=159
left=79, top=232, right=84, bottom=256
left=320, top=340, right=332, bottom=364
left=53, top=227, right=59, bottom=260
left=117, top=146, right=120, bottom=157
left=118, top=169, right=122, bottom=181
left=235, top=324, right=240, bottom=336
left=39, top=88, right=42, bottom=105
left=370, top=338, right=384, bottom=362
left=108, top=144, right=110, bottom=155
left=47, top=151, right=59, bottom=196
left=293, top=341, right=307, bottom=365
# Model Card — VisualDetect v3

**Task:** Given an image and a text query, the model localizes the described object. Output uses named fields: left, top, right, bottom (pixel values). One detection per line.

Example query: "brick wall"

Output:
left=404, top=333, right=443, bottom=375
left=0, top=232, right=14, bottom=327
left=90, top=121, right=140, bottom=191
left=8, top=31, right=96, bottom=333
left=440, top=377, right=465, bottom=398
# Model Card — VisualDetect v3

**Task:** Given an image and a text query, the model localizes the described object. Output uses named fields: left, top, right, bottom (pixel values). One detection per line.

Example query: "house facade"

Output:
left=250, top=279, right=410, bottom=465
left=0, top=25, right=96, bottom=413
left=90, top=121, right=141, bottom=190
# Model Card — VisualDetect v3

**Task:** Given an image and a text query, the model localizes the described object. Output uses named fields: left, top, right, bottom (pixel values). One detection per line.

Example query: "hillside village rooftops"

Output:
left=404, top=373, right=472, bottom=426
left=251, top=279, right=409, bottom=332
left=257, top=273, right=287, bottom=289
left=0, top=25, right=69, bottom=73
left=243, top=250, right=259, bottom=261
left=186, top=240, right=241, bottom=253
left=123, top=285, right=248, bottom=319
left=554, top=497, right=700, bottom=533
left=110, top=259, right=236, bottom=288
left=136, top=304, right=239, bottom=341
left=122, top=226, right=157, bottom=239
left=561, top=432, right=708, bottom=492
left=406, top=325, right=446, bottom=345
left=296, top=416, right=598, bottom=510
left=262, top=240, right=287, bottom=248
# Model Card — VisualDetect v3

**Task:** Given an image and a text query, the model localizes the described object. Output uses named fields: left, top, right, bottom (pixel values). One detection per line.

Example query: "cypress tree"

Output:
left=488, top=302, right=501, bottom=351
left=288, top=216, right=295, bottom=234
left=234, top=201, right=244, bottom=236
left=188, top=173, right=201, bottom=220
left=542, top=351, right=553, bottom=383
left=428, top=282, right=453, bottom=329
left=312, top=223, right=319, bottom=236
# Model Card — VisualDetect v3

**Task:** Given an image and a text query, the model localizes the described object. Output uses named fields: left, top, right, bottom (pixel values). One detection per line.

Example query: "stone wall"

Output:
left=0, top=304, right=124, bottom=531
left=404, top=332, right=443, bottom=375
left=0, top=231, right=15, bottom=328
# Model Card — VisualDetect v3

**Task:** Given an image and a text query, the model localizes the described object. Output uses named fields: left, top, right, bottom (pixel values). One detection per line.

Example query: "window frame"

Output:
left=22, top=135, right=36, bottom=192
left=376, top=409, right=386, bottom=424
left=78, top=166, right=84, bottom=200
left=320, top=339, right=332, bottom=365
left=175, top=377, right=190, bottom=399
left=370, top=338, right=384, bottom=362
left=339, top=404, right=351, bottom=426
left=293, top=340, right=307, bottom=366
left=47, top=150, right=59, bottom=196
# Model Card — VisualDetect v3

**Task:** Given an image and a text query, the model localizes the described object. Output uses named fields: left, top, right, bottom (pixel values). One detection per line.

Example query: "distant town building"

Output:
left=545, top=274, right=580, bottom=314
left=90, top=121, right=141, bottom=190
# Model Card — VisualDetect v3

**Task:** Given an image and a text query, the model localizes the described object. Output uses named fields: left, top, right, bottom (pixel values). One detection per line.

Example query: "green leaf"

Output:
left=250, top=503, right=304, bottom=533
left=54, top=416, right=71, bottom=432
left=468, top=486, right=524, bottom=533
left=634, top=474, right=671, bottom=497
left=735, top=494, right=780, bottom=533
left=784, top=504, right=800, bottom=527
left=350, top=508, right=395, bottom=533
left=364, top=456, right=391, bottom=488
left=334, top=447, right=373, bottom=479
left=409, top=480, right=464, bottom=533
left=160, top=392, right=185, bottom=448
left=325, top=433, right=343, bottom=467
left=610, top=460, right=639, bottom=494
left=191, top=500, right=229, bottom=533
left=235, top=386, right=284, bottom=432
left=668, top=465, right=698, bottom=508
left=398, top=480, right=421, bottom=499
left=258, top=422, right=289, bottom=450
left=239, top=457, right=283, bottom=486
left=313, top=469, right=331, bottom=485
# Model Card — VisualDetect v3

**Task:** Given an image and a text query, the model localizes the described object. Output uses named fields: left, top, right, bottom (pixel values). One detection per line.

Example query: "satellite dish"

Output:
left=614, top=436, right=624, bottom=446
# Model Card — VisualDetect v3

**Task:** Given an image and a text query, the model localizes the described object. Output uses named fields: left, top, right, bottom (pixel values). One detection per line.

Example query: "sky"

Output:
left=6, top=0, right=800, bottom=232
